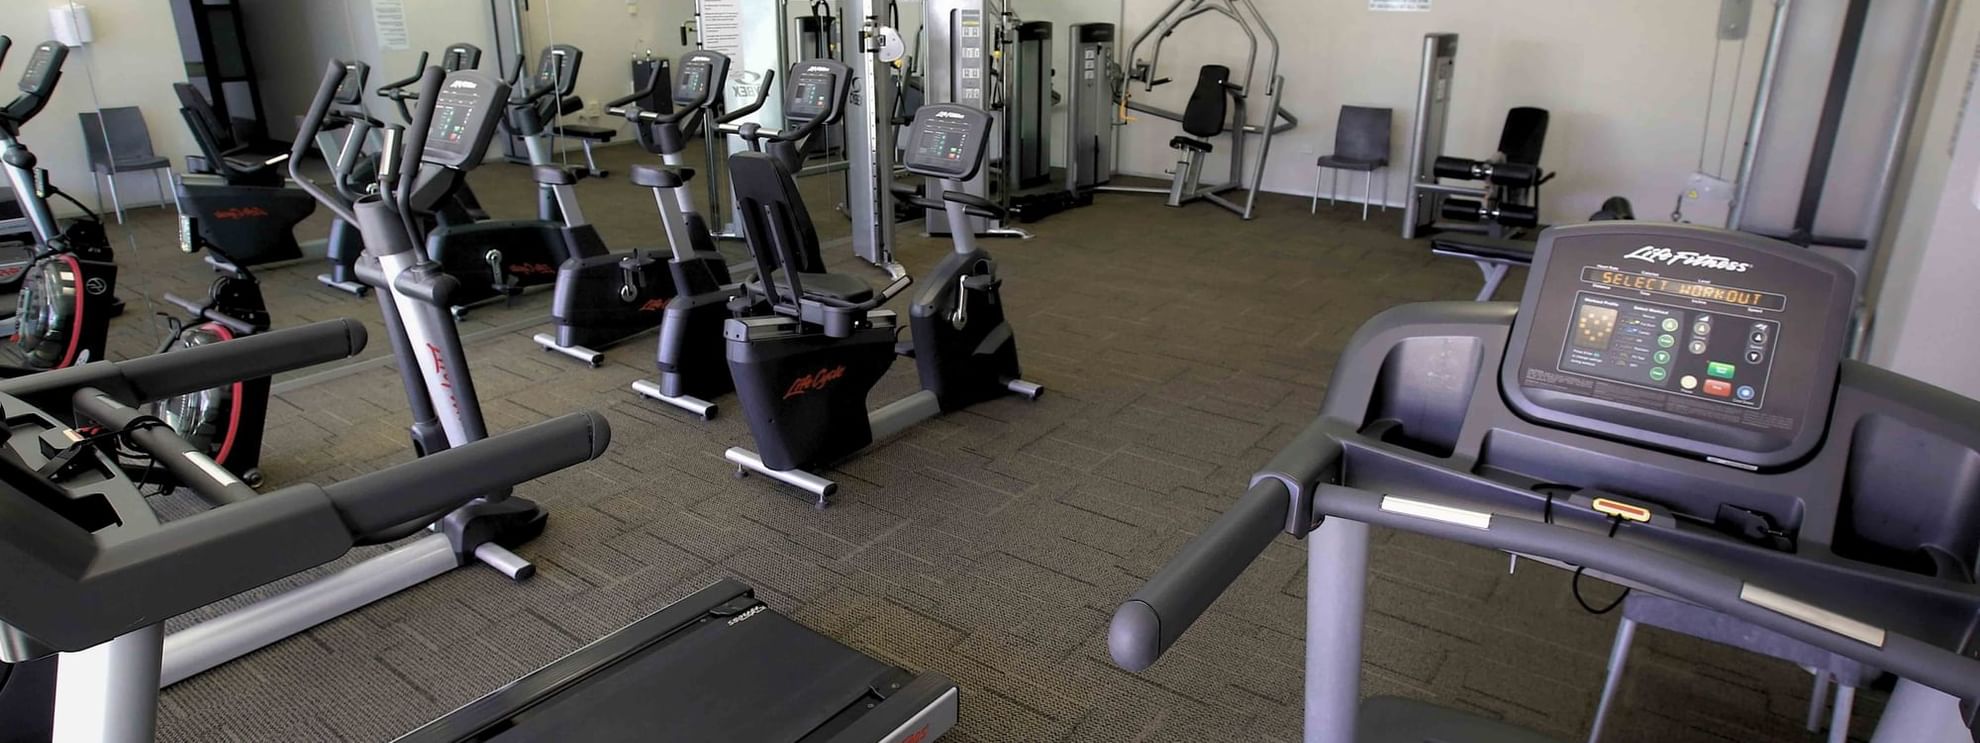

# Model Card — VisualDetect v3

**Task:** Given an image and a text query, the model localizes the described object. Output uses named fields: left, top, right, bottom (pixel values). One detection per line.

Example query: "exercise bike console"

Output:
left=1502, top=224, right=1854, bottom=468
left=420, top=72, right=507, bottom=169
left=900, top=105, right=991, bottom=181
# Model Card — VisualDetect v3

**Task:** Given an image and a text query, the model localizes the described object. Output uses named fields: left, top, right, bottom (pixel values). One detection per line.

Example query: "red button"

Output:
left=1702, top=379, right=1733, bottom=398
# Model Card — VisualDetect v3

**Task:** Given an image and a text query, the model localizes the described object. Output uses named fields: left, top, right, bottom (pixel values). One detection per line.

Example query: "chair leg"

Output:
left=107, top=173, right=124, bottom=225
left=1807, top=671, right=1832, bottom=732
left=1380, top=168, right=1388, bottom=212
left=1587, top=617, right=1638, bottom=743
left=1329, top=169, right=1338, bottom=205
left=93, top=172, right=105, bottom=216
left=153, top=169, right=169, bottom=211
left=1312, top=168, right=1323, bottom=214
left=1362, top=170, right=1372, bottom=221
left=1827, top=684, right=1855, bottom=743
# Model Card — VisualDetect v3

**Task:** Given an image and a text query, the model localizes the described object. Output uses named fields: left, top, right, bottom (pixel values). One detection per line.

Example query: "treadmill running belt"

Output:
left=487, top=609, right=896, bottom=741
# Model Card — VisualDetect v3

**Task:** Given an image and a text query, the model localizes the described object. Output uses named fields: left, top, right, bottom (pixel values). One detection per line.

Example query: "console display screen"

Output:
left=1558, top=292, right=1778, bottom=409
left=677, top=62, right=708, bottom=99
left=788, top=74, right=832, bottom=119
left=1582, top=268, right=1786, bottom=311
left=907, top=121, right=971, bottom=173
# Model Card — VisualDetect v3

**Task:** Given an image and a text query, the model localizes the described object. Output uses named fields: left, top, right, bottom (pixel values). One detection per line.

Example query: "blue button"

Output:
left=1736, top=385, right=1756, bottom=401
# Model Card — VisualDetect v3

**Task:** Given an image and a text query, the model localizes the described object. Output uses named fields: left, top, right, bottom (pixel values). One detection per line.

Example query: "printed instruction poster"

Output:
left=1370, top=0, right=1431, bottom=10
left=373, top=0, right=410, bottom=51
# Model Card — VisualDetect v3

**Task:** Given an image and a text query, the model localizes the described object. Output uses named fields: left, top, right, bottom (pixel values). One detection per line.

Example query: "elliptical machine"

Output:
left=724, top=97, right=1042, bottom=507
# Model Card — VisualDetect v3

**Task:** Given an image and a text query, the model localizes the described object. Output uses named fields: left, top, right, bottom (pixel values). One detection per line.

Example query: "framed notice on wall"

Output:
left=1370, top=0, right=1431, bottom=10
left=373, top=0, right=410, bottom=51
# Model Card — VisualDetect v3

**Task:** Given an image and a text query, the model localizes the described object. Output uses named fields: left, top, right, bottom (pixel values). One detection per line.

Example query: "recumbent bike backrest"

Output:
left=729, top=151, right=829, bottom=283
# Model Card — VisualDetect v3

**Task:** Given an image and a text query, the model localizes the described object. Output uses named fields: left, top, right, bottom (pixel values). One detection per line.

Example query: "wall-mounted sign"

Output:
left=1371, top=0, right=1431, bottom=10
left=373, top=0, right=410, bottom=51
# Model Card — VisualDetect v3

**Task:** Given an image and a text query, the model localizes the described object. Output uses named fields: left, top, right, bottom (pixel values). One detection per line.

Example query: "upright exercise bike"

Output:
left=724, top=98, right=1042, bottom=507
left=418, top=46, right=607, bottom=317
left=533, top=52, right=762, bottom=379
left=147, top=218, right=275, bottom=486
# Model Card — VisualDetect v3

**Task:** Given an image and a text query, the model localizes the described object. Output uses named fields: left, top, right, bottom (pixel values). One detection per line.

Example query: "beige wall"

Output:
left=1867, top=0, right=1980, bottom=396
left=1114, top=0, right=1765, bottom=225
left=0, top=1, right=194, bottom=213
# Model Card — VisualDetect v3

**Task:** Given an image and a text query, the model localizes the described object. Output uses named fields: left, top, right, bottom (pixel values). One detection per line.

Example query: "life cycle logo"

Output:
left=84, top=277, right=109, bottom=295
left=783, top=364, right=847, bottom=400
left=1622, top=245, right=1752, bottom=273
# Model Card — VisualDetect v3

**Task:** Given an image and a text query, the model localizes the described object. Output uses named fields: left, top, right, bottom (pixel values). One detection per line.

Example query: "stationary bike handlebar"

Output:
left=162, top=292, right=260, bottom=336
left=375, top=52, right=429, bottom=122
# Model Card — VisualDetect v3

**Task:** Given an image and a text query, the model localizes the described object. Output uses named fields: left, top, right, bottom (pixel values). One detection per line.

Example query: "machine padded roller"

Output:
left=1440, top=198, right=1539, bottom=228
left=1432, top=156, right=1543, bottom=187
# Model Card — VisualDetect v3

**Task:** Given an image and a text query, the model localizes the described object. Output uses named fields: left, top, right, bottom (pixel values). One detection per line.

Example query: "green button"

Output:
left=1649, top=367, right=1668, bottom=382
left=1657, top=334, right=1675, bottom=349
left=1653, top=351, right=1672, bottom=365
left=1707, top=362, right=1736, bottom=379
left=1661, top=318, right=1679, bottom=332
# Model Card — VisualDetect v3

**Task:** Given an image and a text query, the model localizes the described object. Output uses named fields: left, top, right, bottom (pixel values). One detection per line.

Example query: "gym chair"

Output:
left=1312, top=104, right=1392, bottom=220
left=78, top=107, right=171, bottom=223
left=1164, top=65, right=1237, bottom=208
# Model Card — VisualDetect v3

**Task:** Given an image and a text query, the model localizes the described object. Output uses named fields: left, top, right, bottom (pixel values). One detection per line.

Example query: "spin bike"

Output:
left=2, top=40, right=118, bottom=371
left=148, top=219, right=275, bottom=486
left=724, top=98, right=1042, bottom=507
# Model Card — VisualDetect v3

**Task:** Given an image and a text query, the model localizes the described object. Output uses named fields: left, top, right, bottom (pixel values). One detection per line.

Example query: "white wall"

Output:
left=1113, top=0, right=1765, bottom=225
left=1868, top=0, right=1980, bottom=397
left=0, top=1, right=196, bottom=213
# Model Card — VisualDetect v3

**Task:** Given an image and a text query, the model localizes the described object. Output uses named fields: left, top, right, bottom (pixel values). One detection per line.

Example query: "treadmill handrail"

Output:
left=1110, top=473, right=1980, bottom=730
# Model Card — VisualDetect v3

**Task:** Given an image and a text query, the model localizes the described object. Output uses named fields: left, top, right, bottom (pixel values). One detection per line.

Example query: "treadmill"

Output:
left=279, top=60, right=958, bottom=743
left=1112, top=222, right=1980, bottom=742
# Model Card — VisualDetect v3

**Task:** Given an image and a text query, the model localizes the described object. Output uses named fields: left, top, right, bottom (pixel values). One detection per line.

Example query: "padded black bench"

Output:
left=1430, top=232, right=1536, bottom=301
left=552, top=123, right=617, bottom=179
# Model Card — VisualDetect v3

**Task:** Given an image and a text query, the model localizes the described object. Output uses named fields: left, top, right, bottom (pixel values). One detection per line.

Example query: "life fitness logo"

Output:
left=213, top=207, right=270, bottom=221
left=508, top=262, right=557, bottom=277
left=84, top=277, right=109, bottom=295
left=426, top=343, right=465, bottom=417
left=1623, top=245, right=1753, bottom=273
left=783, top=365, right=846, bottom=400
left=935, top=110, right=966, bottom=120
left=638, top=297, right=669, bottom=313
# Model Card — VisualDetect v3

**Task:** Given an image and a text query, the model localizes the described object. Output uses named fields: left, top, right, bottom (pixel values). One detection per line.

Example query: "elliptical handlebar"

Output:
left=162, top=292, right=260, bottom=336
left=394, top=66, right=445, bottom=219
left=291, top=59, right=359, bottom=226
left=712, top=69, right=777, bottom=130
left=0, top=36, right=12, bottom=70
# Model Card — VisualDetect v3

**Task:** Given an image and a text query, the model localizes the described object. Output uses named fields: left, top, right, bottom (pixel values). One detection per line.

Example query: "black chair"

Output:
left=1311, top=105, right=1392, bottom=220
left=78, top=107, right=172, bottom=224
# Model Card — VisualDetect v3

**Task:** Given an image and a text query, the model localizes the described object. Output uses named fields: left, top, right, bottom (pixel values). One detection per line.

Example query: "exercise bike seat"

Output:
left=750, top=270, right=875, bottom=304
left=533, top=165, right=577, bottom=187
left=630, top=164, right=693, bottom=189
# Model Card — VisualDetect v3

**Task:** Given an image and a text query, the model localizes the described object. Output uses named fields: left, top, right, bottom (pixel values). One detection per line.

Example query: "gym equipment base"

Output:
left=630, top=378, right=717, bottom=420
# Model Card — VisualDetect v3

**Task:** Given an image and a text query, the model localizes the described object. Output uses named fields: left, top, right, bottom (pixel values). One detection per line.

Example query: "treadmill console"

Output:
left=421, top=71, right=510, bottom=169
left=901, top=104, right=992, bottom=181
left=674, top=51, right=730, bottom=108
left=1501, top=223, right=1854, bottom=467
left=332, top=61, right=370, bottom=105
left=441, top=43, right=482, bottom=73
left=534, top=44, right=583, bottom=97
left=784, top=59, right=851, bottom=125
